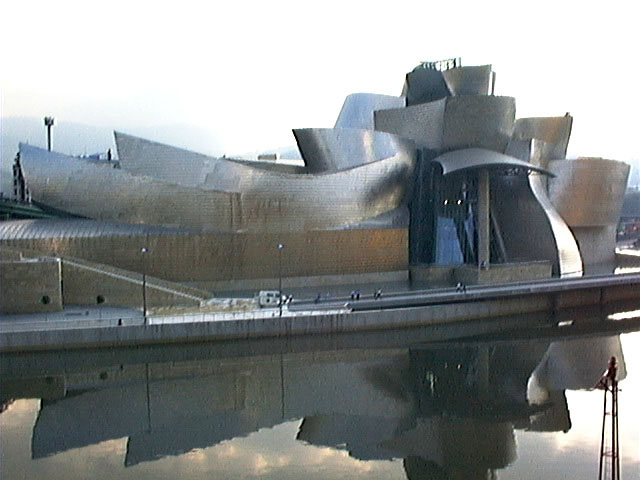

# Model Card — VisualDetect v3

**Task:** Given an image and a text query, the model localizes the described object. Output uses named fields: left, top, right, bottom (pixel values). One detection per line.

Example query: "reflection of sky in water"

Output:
left=615, top=248, right=640, bottom=274
left=1, top=332, right=639, bottom=480
left=502, top=332, right=640, bottom=479
left=0, top=409, right=405, bottom=479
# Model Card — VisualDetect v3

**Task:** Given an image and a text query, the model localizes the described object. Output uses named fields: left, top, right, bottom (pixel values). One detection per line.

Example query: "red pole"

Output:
left=599, top=386, right=607, bottom=480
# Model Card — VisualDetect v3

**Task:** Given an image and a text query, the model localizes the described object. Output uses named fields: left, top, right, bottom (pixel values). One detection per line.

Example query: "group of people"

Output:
left=313, top=289, right=383, bottom=303
left=309, top=282, right=470, bottom=305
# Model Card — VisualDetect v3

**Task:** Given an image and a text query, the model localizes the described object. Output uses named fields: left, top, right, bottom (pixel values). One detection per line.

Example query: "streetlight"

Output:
left=277, top=243, right=284, bottom=318
left=141, top=247, right=149, bottom=324
left=43, top=116, right=54, bottom=151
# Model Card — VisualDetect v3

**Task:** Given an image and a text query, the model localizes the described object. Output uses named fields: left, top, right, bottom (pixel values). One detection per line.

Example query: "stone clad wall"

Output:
left=1, top=228, right=408, bottom=285
left=0, top=259, right=62, bottom=313
left=60, top=261, right=204, bottom=309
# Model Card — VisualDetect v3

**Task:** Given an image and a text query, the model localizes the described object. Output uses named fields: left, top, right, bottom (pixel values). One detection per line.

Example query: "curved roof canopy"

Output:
left=433, top=148, right=554, bottom=176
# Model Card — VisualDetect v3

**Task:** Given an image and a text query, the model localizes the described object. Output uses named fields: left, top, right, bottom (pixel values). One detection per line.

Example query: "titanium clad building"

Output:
left=1, top=59, right=631, bottom=307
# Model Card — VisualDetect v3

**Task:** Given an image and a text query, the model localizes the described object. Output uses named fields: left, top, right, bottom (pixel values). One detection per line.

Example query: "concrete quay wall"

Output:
left=0, top=295, right=551, bottom=352
left=2, top=274, right=639, bottom=352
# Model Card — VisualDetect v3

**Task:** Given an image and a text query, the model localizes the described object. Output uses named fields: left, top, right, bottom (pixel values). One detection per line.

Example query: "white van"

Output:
left=258, top=290, right=282, bottom=308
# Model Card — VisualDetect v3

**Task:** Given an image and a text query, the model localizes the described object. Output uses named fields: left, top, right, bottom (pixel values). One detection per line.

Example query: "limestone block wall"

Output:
left=454, top=262, right=552, bottom=286
left=2, top=228, right=408, bottom=285
left=0, top=259, right=62, bottom=313
left=61, top=260, right=204, bottom=309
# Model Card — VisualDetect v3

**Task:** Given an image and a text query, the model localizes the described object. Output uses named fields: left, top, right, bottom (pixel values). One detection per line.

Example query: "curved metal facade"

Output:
left=334, top=93, right=405, bottom=130
left=374, top=96, right=515, bottom=153
left=547, top=157, right=629, bottom=266
left=293, top=128, right=416, bottom=173
left=19, top=143, right=414, bottom=233
left=7, top=60, right=630, bottom=288
left=402, top=67, right=451, bottom=105
left=511, top=116, right=573, bottom=161
left=441, top=65, right=493, bottom=96
left=116, top=132, right=304, bottom=191
left=548, top=158, right=630, bottom=227
left=115, top=132, right=211, bottom=188
left=117, top=131, right=307, bottom=187
left=0, top=218, right=189, bottom=240
left=504, top=138, right=583, bottom=277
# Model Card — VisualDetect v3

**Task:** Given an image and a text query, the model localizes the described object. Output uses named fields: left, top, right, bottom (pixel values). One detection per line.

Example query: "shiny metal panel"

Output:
left=116, top=132, right=256, bottom=191
left=441, top=65, right=493, bottom=96
left=224, top=158, right=305, bottom=175
left=528, top=173, right=583, bottom=276
left=432, top=148, right=552, bottom=176
left=505, top=138, right=583, bottom=277
left=548, top=158, right=630, bottom=227
left=293, top=128, right=416, bottom=173
left=491, top=173, right=566, bottom=276
left=19, top=144, right=414, bottom=233
left=334, top=93, right=406, bottom=130
left=431, top=146, right=580, bottom=275
left=374, top=96, right=515, bottom=153
left=512, top=116, right=573, bottom=160
left=0, top=219, right=188, bottom=240
left=401, top=68, right=450, bottom=106
left=115, top=132, right=210, bottom=187
left=117, top=131, right=306, bottom=186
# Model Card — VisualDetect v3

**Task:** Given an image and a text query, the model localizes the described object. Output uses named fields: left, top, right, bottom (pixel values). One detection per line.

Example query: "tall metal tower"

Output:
left=597, top=356, right=620, bottom=480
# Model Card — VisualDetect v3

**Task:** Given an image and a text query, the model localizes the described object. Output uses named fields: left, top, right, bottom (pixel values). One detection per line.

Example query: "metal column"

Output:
left=477, top=169, right=490, bottom=267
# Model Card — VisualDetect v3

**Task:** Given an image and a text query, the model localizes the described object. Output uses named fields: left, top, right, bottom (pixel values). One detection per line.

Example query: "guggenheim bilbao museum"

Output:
left=1, top=59, right=631, bottom=307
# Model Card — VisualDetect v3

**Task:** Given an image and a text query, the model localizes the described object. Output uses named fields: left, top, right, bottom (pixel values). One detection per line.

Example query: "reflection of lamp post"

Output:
left=43, top=116, right=54, bottom=151
left=141, top=247, right=149, bottom=324
left=277, top=243, right=284, bottom=317
left=145, top=362, right=152, bottom=433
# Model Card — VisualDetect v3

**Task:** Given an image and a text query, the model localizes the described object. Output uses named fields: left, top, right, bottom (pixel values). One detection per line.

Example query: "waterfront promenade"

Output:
left=2, top=273, right=640, bottom=352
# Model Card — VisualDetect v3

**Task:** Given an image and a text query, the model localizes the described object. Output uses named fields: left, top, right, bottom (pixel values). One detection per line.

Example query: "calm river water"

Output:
left=1, top=311, right=639, bottom=480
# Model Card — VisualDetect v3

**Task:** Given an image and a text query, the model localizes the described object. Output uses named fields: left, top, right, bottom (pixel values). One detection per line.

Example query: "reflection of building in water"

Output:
left=5, top=334, right=626, bottom=477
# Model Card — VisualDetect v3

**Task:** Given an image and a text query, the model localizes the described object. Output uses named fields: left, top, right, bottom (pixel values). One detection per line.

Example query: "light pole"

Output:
left=43, top=116, right=54, bottom=151
left=277, top=243, right=284, bottom=317
left=141, top=247, right=149, bottom=324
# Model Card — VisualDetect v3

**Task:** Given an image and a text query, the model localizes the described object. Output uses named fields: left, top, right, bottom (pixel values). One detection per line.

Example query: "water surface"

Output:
left=1, top=314, right=639, bottom=479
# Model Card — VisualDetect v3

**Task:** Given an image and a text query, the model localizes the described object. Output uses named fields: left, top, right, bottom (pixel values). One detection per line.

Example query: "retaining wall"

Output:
left=0, top=259, right=62, bottom=313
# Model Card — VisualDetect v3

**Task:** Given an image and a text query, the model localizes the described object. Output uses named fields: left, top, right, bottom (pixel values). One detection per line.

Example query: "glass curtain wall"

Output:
left=412, top=162, right=506, bottom=266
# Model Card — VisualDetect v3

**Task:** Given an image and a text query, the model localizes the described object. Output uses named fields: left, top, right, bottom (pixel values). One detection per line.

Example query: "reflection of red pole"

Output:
left=597, top=356, right=620, bottom=480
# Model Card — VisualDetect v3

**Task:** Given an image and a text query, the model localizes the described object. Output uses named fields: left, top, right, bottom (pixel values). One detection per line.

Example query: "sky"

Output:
left=2, top=0, right=639, bottom=163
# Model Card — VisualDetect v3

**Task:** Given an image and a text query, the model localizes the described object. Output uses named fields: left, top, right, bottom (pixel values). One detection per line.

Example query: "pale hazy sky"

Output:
left=2, top=0, right=639, bottom=160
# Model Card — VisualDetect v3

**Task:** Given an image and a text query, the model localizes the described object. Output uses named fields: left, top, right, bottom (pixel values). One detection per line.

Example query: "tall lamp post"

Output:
left=43, top=116, right=54, bottom=151
left=277, top=243, right=284, bottom=318
left=141, top=247, right=149, bottom=324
